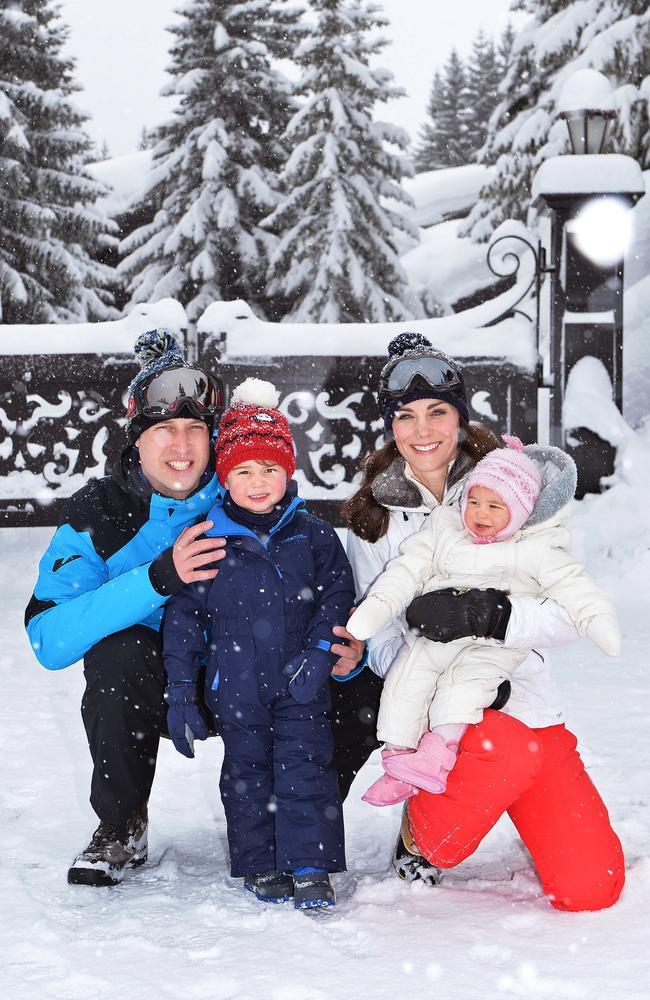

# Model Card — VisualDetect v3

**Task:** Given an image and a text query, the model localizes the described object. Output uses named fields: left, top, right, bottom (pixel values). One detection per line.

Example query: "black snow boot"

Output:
left=67, top=807, right=148, bottom=887
left=392, top=809, right=442, bottom=887
left=293, top=871, right=335, bottom=910
left=244, top=871, right=294, bottom=903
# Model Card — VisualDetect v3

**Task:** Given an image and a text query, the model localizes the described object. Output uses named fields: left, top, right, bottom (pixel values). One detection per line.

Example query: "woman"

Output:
left=340, top=332, right=624, bottom=912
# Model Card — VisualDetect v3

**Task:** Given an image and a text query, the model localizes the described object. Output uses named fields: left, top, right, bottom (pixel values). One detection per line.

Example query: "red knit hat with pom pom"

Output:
left=215, top=378, right=295, bottom=484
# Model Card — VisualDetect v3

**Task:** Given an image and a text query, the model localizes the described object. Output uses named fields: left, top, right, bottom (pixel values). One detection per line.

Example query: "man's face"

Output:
left=136, top=418, right=211, bottom=499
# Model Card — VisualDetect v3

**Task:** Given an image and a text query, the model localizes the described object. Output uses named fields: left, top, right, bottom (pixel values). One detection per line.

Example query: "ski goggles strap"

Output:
left=127, top=367, right=223, bottom=419
left=380, top=354, right=463, bottom=400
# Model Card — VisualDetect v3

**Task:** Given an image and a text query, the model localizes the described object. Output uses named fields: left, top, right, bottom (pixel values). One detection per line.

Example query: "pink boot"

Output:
left=384, top=732, right=458, bottom=794
left=362, top=772, right=417, bottom=806
left=362, top=747, right=418, bottom=806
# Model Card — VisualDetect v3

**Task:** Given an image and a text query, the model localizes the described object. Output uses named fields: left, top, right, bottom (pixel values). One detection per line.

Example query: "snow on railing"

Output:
left=197, top=223, right=538, bottom=371
left=0, top=298, right=188, bottom=356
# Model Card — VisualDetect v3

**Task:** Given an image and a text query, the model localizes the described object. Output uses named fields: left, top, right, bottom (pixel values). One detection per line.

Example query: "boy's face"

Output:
left=464, top=485, right=511, bottom=538
left=225, top=459, right=288, bottom=513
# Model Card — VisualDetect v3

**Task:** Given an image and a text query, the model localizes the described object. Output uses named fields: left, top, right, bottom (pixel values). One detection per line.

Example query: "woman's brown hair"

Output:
left=341, top=417, right=500, bottom=543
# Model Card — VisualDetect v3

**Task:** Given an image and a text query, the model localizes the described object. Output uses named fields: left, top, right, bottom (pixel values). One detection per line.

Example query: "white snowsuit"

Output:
left=348, top=445, right=621, bottom=748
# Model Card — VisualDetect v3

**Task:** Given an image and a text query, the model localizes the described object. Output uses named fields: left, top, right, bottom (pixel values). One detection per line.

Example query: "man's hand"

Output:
left=330, top=608, right=366, bottom=677
left=172, top=520, right=226, bottom=585
left=405, top=588, right=512, bottom=642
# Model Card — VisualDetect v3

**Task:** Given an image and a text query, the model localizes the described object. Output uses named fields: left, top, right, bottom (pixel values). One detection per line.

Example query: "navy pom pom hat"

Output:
left=126, top=329, right=221, bottom=443
left=378, top=332, right=470, bottom=434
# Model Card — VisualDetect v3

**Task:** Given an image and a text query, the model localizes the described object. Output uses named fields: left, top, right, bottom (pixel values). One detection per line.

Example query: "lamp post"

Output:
left=557, top=68, right=617, bottom=155
left=532, top=69, right=645, bottom=495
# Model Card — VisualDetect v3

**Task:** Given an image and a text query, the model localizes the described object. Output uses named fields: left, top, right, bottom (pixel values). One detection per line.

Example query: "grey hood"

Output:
left=372, top=451, right=474, bottom=512
left=521, top=444, right=577, bottom=528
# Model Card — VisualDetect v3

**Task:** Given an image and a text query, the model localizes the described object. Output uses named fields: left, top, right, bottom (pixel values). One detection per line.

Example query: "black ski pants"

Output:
left=81, top=625, right=385, bottom=828
left=328, top=668, right=383, bottom=800
left=81, top=625, right=168, bottom=829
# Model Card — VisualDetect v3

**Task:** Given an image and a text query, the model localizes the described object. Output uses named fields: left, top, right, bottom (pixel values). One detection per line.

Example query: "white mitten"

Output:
left=584, top=614, right=621, bottom=657
left=346, top=596, right=394, bottom=641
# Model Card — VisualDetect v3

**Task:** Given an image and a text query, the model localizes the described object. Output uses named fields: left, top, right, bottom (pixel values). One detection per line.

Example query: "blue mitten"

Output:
left=164, top=683, right=210, bottom=758
left=283, top=643, right=334, bottom=704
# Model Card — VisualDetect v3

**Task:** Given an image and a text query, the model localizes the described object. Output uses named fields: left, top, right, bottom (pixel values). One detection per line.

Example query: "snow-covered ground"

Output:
left=2, top=468, right=650, bottom=1000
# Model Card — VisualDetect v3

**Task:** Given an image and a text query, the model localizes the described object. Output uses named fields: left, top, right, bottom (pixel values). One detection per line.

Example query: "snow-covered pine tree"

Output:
left=415, top=48, right=473, bottom=171
left=263, top=0, right=416, bottom=323
left=0, top=0, right=117, bottom=323
left=120, top=0, right=302, bottom=322
left=414, top=71, right=449, bottom=171
left=465, top=31, right=504, bottom=163
left=463, top=0, right=650, bottom=242
left=497, top=20, right=515, bottom=79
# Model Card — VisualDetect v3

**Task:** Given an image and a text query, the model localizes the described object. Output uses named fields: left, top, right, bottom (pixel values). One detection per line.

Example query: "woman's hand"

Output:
left=330, top=609, right=366, bottom=677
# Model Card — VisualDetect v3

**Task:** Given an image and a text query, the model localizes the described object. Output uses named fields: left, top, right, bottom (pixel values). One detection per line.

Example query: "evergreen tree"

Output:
left=137, top=127, right=157, bottom=152
left=465, top=31, right=502, bottom=162
left=0, top=0, right=117, bottom=323
left=120, top=0, right=303, bottom=322
left=264, top=0, right=416, bottom=323
left=497, top=20, right=515, bottom=78
left=463, top=0, right=650, bottom=242
left=415, top=49, right=472, bottom=171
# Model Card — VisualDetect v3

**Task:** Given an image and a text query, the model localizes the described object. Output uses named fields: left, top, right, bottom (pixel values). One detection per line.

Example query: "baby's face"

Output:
left=464, top=486, right=510, bottom=538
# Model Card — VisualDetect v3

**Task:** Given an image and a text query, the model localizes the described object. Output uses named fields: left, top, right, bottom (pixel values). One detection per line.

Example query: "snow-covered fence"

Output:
left=0, top=300, right=188, bottom=526
left=0, top=247, right=538, bottom=527
left=195, top=268, right=538, bottom=524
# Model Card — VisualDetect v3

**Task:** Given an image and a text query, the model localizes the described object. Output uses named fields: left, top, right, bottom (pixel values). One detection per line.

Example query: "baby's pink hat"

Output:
left=462, top=435, right=542, bottom=542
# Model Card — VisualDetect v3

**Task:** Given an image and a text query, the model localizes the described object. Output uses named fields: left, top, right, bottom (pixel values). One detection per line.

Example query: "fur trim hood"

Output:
left=521, top=444, right=577, bottom=527
left=370, top=444, right=576, bottom=526
left=371, top=451, right=474, bottom=511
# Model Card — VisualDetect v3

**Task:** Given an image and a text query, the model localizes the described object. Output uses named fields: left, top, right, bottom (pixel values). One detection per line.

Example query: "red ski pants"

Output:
left=407, top=710, right=624, bottom=911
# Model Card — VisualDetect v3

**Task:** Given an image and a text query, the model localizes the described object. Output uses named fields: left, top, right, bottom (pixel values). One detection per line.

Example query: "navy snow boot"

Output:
left=244, top=870, right=294, bottom=903
left=293, top=869, right=335, bottom=909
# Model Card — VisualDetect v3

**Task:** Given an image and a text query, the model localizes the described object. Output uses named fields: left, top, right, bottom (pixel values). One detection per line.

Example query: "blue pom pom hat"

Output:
left=126, top=329, right=223, bottom=442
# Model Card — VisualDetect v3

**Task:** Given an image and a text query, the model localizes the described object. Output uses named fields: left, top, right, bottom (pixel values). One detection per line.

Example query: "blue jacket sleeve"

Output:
left=303, top=519, right=356, bottom=652
left=25, top=522, right=169, bottom=670
left=283, top=518, right=356, bottom=703
left=162, top=583, right=210, bottom=686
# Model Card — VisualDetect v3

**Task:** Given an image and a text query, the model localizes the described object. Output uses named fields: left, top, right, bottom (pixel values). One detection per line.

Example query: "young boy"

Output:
left=347, top=437, right=621, bottom=805
left=163, top=379, right=355, bottom=909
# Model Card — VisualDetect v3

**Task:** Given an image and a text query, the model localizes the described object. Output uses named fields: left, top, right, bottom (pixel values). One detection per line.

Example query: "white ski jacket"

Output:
left=346, top=449, right=587, bottom=730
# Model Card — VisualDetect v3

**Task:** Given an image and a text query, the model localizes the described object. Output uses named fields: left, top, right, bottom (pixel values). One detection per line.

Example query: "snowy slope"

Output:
left=87, top=151, right=154, bottom=218
left=401, top=165, right=495, bottom=228
left=2, top=490, right=649, bottom=999
left=401, top=219, right=499, bottom=313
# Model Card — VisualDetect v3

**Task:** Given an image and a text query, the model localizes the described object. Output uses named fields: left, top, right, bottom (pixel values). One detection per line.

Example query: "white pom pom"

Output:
left=232, top=378, right=280, bottom=408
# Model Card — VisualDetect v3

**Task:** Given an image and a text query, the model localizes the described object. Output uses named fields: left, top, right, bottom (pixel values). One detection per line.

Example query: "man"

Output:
left=25, top=329, right=364, bottom=886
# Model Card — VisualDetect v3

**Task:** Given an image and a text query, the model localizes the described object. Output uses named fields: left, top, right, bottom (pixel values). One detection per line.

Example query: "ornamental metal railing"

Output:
left=0, top=232, right=539, bottom=528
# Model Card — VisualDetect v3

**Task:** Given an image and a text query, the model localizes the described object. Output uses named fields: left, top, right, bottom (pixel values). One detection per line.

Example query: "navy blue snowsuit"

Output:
left=163, top=484, right=355, bottom=877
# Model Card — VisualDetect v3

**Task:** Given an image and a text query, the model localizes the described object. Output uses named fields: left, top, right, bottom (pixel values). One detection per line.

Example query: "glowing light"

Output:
left=572, top=197, right=633, bottom=267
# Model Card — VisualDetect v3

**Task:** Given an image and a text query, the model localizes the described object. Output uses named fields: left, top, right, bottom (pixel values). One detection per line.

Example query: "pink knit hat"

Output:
left=461, top=435, right=542, bottom=542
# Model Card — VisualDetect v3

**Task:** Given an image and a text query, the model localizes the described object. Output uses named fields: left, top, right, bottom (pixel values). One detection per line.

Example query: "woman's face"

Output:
left=391, top=398, right=460, bottom=479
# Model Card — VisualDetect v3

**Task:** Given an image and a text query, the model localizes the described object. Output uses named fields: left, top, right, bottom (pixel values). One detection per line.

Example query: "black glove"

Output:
left=405, top=587, right=512, bottom=643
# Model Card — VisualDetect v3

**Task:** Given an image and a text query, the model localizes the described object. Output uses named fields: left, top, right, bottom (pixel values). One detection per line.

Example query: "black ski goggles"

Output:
left=379, top=354, right=464, bottom=402
left=127, top=367, right=223, bottom=420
